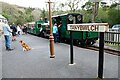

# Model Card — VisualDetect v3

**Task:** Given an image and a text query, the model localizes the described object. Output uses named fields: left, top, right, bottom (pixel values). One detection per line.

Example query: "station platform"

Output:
left=0, top=36, right=2, bottom=80
left=1, top=34, right=118, bottom=79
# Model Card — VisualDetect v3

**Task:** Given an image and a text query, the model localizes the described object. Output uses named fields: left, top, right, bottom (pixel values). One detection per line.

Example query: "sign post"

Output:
left=67, top=23, right=109, bottom=79
left=98, top=32, right=104, bottom=79
left=70, top=31, right=74, bottom=64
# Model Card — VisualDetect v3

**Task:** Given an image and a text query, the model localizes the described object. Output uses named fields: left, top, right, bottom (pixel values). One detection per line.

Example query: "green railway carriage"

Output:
left=26, top=22, right=35, bottom=34
left=26, top=19, right=49, bottom=37
left=52, top=13, right=98, bottom=46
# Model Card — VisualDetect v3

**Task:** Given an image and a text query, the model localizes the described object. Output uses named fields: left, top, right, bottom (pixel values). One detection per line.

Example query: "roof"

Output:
left=52, top=13, right=82, bottom=18
left=0, top=14, right=6, bottom=19
left=52, top=13, right=68, bottom=18
left=27, top=22, right=35, bottom=25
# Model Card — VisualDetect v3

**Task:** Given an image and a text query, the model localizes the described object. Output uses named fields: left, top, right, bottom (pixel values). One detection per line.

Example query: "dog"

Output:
left=19, top=40, right=31, bottom=51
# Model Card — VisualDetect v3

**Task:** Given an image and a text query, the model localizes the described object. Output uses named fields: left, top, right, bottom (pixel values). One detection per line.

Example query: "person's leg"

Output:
left=6, top=35, right=10, bottom=49
left=12, top=32, right=17, bottom=41
left=4, top=35, right=10, bottom=49
left=18, top=31, right=20, bottom=35
left=12, top=32, right=14, bottom=41
left=4, top=35, right=8, bottom=49
left=54, top=33, right=57, bottom=43
left=14, top=35, right=16, bottom=41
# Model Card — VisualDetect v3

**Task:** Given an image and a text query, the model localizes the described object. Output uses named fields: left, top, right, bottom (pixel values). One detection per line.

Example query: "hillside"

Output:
left=0, top=1, right=42, bottom=25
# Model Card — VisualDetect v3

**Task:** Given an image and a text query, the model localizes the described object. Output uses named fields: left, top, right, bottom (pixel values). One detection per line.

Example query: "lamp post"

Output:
left=47, top=0, right=55, bottom=58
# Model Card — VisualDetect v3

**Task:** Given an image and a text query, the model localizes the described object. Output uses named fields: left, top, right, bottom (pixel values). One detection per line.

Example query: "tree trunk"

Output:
left=92, top=2, right=99, bottom=23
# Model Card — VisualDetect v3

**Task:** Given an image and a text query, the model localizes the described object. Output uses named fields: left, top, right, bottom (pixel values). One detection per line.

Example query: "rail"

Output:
left=87, top=46, right=119, bottom=56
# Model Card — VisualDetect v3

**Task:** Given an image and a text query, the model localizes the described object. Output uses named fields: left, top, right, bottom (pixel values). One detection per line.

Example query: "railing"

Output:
left=104, top=30, right=120, bottom=45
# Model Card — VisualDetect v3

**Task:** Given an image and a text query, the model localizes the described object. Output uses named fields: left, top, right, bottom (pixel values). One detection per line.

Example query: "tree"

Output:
left=92, top=2, right=99, bottom=22
left=100, top=2, right=110, bottom=11
left=40, top=8, right=48, bottom=19
left=68, top=0, right=80, bottom=12
left=96, top=8, right=108, bottom=23
left=82, top=2, right=93, bottom=13
left=59, top=3, right=65, bottom=11
left=60, top=0, right=80, bottom=12
left=24, top=7, right=34, bottom=22
left=108, top=4, right=120, bottom=25
left=82, top=1, right=100, bottom=22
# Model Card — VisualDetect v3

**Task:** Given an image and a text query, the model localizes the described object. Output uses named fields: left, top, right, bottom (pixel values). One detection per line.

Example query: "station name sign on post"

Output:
left=67, top=23, right=109, bottom=32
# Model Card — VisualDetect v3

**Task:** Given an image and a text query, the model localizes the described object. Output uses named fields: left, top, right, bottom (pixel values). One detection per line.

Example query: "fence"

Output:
left=104, top=31, right=120, bottom=45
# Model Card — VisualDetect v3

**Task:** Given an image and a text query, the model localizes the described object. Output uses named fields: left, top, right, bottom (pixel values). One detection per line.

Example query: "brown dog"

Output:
left=19, top=40, right=31, bottom=51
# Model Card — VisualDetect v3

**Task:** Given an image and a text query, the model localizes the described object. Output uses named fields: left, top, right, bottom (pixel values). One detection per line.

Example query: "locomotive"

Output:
left=27, top=13, right=99, bottom=46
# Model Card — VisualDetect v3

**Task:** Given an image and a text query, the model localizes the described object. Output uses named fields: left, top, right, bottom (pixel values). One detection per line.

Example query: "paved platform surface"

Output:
left=0, top=36, right=2, bottom=80
left=2, top=34, right=118, bottom=78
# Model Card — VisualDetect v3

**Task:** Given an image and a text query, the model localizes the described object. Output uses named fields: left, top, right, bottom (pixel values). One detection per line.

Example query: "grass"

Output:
left=105, top=43, right=120, bottom=47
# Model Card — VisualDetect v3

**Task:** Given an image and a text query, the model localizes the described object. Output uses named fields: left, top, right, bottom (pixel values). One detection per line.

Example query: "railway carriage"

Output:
left=52, top=13, right=98, bottom=46
left=27, top=13, right=99, bottom=46
left=26, top=19, right=49, bottom=37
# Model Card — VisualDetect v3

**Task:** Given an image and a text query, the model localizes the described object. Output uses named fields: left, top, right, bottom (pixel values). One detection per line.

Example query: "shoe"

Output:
left=7, top=48, right=14, bottom=51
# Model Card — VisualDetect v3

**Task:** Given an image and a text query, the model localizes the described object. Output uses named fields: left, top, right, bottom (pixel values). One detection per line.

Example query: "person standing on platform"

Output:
left=52, top=23, right=58, bottom=43
left=24, top=25, right=27, bottom=34
left=58, top=22, right=62, bottom=43
left=17, top=24, right=21, bottom=35
left=2, top=21, right=14, bottom=51
left=10, top=23, right=17, bottom=41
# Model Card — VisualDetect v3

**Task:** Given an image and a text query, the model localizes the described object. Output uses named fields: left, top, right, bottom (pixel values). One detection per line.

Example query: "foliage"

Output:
left=59, top=0, right=80, bottom=12
left=81, top=2, right=93, bottom=13
left=96, top=8, right=108, bottom=23
left=108, top=8, right=120, bottom=26
left=1, top=2, right=36, bottom=25
left=66, top=0, right=80, bottom=12
left=80, top=10, right=92, bottom=23
left=110, top=3, right=117, bottom=8
left=40, top=8, right=48, bottom=19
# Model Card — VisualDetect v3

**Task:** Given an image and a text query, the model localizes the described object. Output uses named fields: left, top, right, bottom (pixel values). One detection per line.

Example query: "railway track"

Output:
left=85, top=46, right=119, bottom=56
left=62, top=41, right=119, bottom=56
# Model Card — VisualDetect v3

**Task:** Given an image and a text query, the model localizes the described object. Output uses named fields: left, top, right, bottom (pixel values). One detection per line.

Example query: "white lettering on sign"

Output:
left=67, top=23, right=109, bottom=32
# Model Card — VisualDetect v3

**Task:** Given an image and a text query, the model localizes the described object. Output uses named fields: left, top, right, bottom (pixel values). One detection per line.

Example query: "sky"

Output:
left=0, top=0, right=114, bottom=9
left=1, top=0, right=48, bottom=9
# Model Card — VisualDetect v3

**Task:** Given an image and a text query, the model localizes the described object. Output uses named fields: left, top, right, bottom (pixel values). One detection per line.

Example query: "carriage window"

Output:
left=2, top=20, right=4, bottom=23
left=53, top=16, right=62, bottom=26
left=76, top=15, right=82, bottom=24
left=77, top=15, right=81, bottom=21
left=67, top=15, right=74, bottom=24
left=53, top=18, right=57, bottom=24
left=68, top=15, right=73, bottom=21
left=44, top=18, right=48, bottom=23
left=38, top=24, right=41, bottom=28
left=57, top=16, right=62, bottom=25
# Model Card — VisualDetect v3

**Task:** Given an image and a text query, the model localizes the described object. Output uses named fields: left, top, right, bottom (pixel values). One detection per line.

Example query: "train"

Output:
left=26, top=13, right=99, bottom=46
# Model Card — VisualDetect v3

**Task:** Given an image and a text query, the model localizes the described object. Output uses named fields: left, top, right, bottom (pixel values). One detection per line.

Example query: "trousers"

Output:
left=4, top=35, right=11, bottom=49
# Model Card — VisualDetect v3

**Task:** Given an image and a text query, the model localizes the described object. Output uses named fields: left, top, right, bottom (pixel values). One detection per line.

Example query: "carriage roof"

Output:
left=52, top=13, right=82, bottom=18
left=27, top=22, right=35, bottom=25
left=0, top=14, right=6, bottom=19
